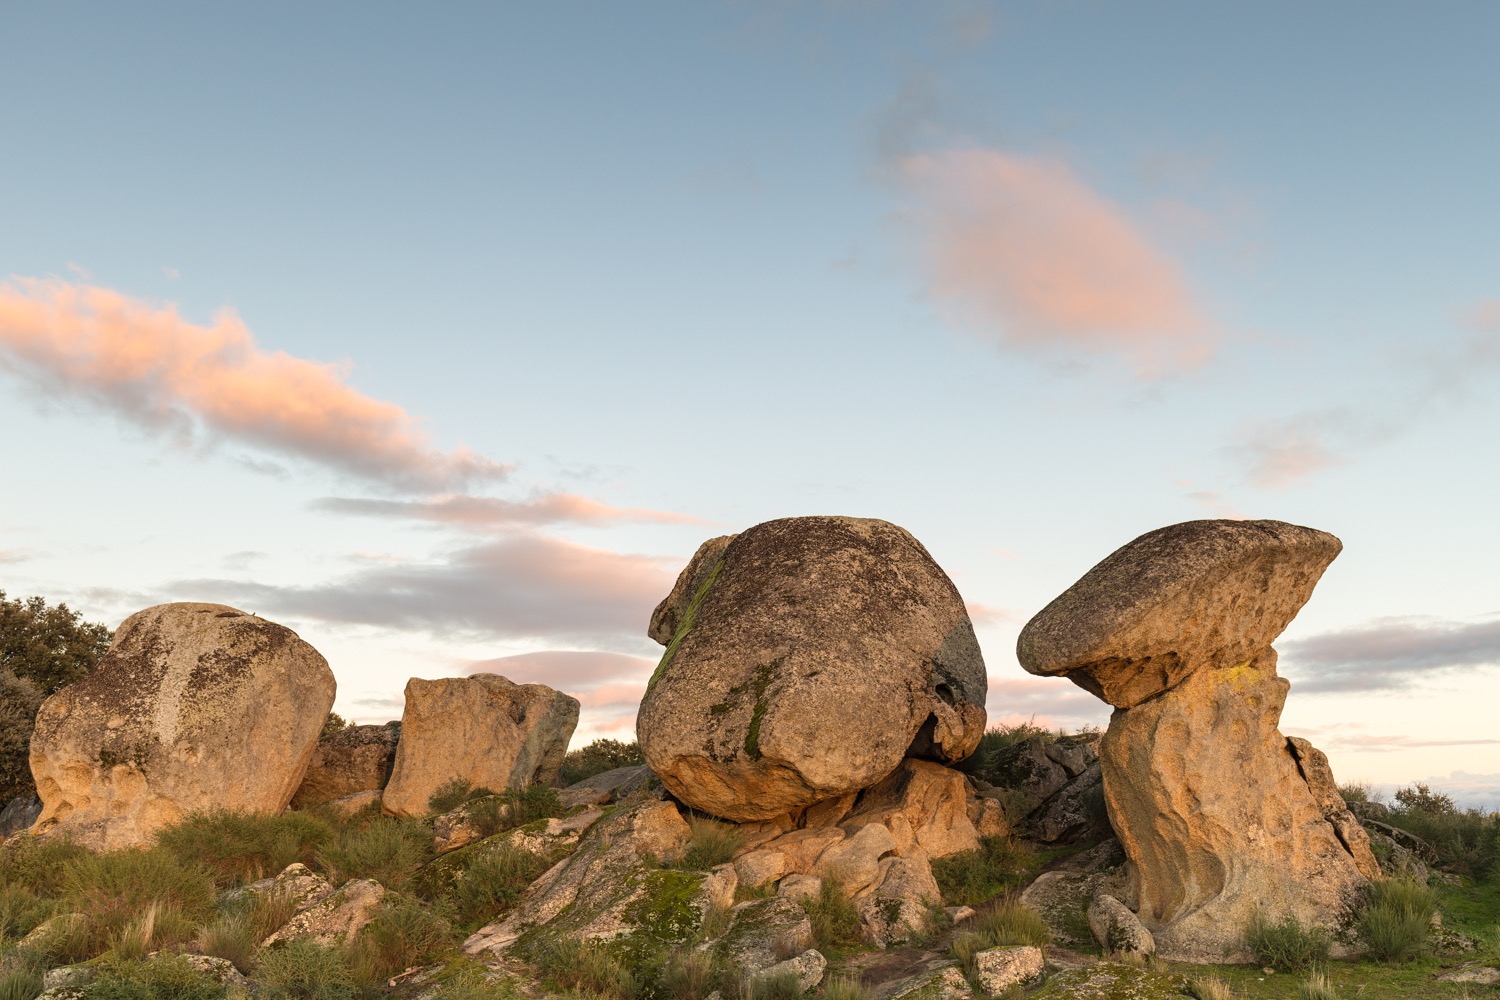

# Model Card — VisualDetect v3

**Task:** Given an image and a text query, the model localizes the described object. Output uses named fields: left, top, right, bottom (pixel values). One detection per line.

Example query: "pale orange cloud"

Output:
left=0, top=276, right=508, bottom=490
left=311, top=493, right=701, bottom=528
left=900, top=149, right=1215, bottom=375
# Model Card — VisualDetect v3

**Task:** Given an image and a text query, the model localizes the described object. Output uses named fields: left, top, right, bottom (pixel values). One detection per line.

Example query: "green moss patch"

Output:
left=645, top=557, right=725, bottom=696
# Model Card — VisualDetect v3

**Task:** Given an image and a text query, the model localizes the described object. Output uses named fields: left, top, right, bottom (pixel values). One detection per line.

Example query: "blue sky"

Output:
left=4, top=3, right=1500, bottom=805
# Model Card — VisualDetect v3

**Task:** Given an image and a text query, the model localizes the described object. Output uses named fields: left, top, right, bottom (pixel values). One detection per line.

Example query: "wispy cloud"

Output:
left=310, top=493, right=700, bottom=530
left=1230, top=304, right=1500, bottom=489
left=0, top=276, right=508, bottom=491
left=173, top=534, right=675, bottom=645
left=1280, top=615, right=1500, bottom=694
left=899, top=148, right=1216, bottom=376
left=1285, top=724, right=1500, bottom=755
left=467, top=649, right=655, bottom=743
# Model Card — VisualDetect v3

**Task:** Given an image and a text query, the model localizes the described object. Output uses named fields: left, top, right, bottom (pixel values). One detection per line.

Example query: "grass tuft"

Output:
left=1186, top=975, right=1235, bottom=999
left=316, top=812, right=431, bottom=892
left=155, top=809, right=335, bottom=887
left=1358, top=878, right=1436, bottom=963
left=428, top=777, right=497, bottom=815
left=677, top=815, right=743, bottom=871
left=253, top=937, right=360, bottom=1000
left=1298, top=969, right=1340, bottom=1000
left=804, top=880, right=864, bottom=953
left=532, top=935, right=638, bottom=999
left=931, top=836, right=1034, bottom=907
left=1244, top=912, right=1331, bottom=972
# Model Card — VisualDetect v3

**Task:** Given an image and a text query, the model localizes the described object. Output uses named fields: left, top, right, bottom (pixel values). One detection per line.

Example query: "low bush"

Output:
left=0, top=835, right=88, bottom=895
left=0, top=885, right=52, bottom=941
left=659, top=947, right=716, bottom=1000
left=350, top=894, right=455, bottom=983
left=932, top=836, right=1035, bottom=907
left=1337, top=782, right=1374, bottom=805
left=466, top=784, right=565, bottom=839
left=0, top=953, right=43, bottom=1000
left=447, top=844, right=551, bottom=931
left=196, top=886, right=304, bottom=972
left=1244, top=911, right=1330, bottom=972
left=83, top=954, right=228, bottom=1000
left=558, top=739, right=644, bottom=787
left=532, top=935, right=638, bottom=999
left=972, top=896, right=1051, bottom=948
left=678, top=816, right=743, bottom=871
left=1358, top=877, right=1436, bottom=962
left=804, top=880, right=864, bottom=953
left=253, top=938, right=360, bottom=1000
left=317, top=813, right=431, bottom=892
left=428, top=778, right=497, bottom=815
left=1384, top=805, right=1500, bottom=877
left=59, top=847, right=217, bottom=960
left=155, top=808, right=336, bottom=887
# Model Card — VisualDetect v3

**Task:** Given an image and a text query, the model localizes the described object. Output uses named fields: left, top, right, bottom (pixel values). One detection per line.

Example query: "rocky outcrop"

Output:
left=0, top=794, right=41, bottom=838
left=1088, top=892, right=1154, bottom=957
left=28, top=603, right=335, bottom=850
left=381, top=674, right=579, bottom=817
left=261, top=877, right=386, bottom=946
left=639, top=516, right=987, bottom=822
left=290, top=722, right=400, bottom=808
left=973, top=945, right=1044, bottom=996
left=1018, top=520, right=1374, bottom=962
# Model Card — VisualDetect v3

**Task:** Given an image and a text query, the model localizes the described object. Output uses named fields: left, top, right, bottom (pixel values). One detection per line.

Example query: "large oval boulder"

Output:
left=29, top=603, right=335, bottom=850
left=637, top=516, right=987, bottom=822
left=380, top=673, right=579, bottom=817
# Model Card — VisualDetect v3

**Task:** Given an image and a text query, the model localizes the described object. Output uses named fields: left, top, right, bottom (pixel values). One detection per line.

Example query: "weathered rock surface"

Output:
left=261, top=877, right=386, bottom=947
left=874, top=961, right=974, bottom=1000
left=706, top=896, right=814, bottom=982
left=1018, top=519, right=1342, bottom=708
left=843, top=759, right=982, bottom=859
left=973, top=945, right=1044, bottom=996
left=1287, top=736, right=1382, bottom=880
left=750, top=948, right=827, bottom=993
left=463, top=799, right=727, bottom=954
left=1019, top=519, right=1372, bottom=962
left=1030, top=962, right=1195, bottom=999
left=639, top=516, right=987, bottom=822
left=291, top=722, right=400, bottom=808
left=855, top=853, right=942, bottom=947
left=1019, top=839, right=1129, bottom=948
left=0, top=794, right=41, bottom=838
left=222, top=862, right=332, bottom=910
left=1087, top=892, right=1154, bottom=957
left=29, top=603, right=335, bottom=850
left=381, top=673, right=579, bottom=818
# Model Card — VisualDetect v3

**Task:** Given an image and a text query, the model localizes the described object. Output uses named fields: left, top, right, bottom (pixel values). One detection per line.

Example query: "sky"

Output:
left=3, top=2, right=1499, bottom=806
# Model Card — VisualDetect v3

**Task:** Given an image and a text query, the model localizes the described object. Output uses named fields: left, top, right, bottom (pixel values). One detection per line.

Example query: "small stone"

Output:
left=778, top=874, right=823, bottom=902
left=750, top=949, right=827, bottom=993
left=1087, top=893, right=1154, bottom=958
left=734, top=849, right=789, bottom=887
left=972, top=945, right=1044, bottom=996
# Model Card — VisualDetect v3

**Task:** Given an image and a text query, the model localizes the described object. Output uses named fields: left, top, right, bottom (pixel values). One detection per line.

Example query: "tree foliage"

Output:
left=0, top=590, right=114, bottom=801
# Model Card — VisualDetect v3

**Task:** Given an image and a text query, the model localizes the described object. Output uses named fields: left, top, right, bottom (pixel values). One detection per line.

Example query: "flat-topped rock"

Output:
left=638, top=516, right=987, bottom=822
left=1017, top=519, right=1341, bottom=708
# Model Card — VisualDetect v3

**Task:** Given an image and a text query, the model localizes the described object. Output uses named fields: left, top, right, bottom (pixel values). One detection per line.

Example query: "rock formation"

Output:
left=1017, top=519, right=1377, bottom=961
left=28, top=603, right=334, bottom=851
left=290, top=722, right=400, bottom=808
left=380, top=673, right=579, bottom=817
left=638, top=515, right=987, bottom=822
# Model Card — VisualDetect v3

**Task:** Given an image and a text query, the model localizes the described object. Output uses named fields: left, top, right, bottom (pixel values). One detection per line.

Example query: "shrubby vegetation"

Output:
left=558, top=738, right=644, bottom=786
left=0, top=591, right=113, bottom=802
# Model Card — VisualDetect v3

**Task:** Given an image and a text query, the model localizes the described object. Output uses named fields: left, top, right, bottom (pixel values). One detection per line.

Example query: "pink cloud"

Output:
left=899, top=148, right=1215, bottom=376
left=465, top=650, right=655, bottom=688
left=0, top=276, right=508, bottom=491
left=965, top=602, right=1018, bottom=627
left=311, top=493, right=701, bottom=529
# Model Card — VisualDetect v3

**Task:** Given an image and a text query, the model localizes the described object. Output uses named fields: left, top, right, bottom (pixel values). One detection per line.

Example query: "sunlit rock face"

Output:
left=638, top=515, right=987, bottom=823
left=29, top=603, right=335, bottom=850
left=379, top=673, right=579, bottom=817
left=1018, top=519, right=1377, bottom=962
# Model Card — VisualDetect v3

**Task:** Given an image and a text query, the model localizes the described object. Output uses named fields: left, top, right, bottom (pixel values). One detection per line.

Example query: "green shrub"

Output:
left=932, top=836, right=1034, bottom=907
left=466, top=784, right=565, bottom=839
left=1244, top=912, right=1330, bottom=972
left=1393, top=783, right=1456, bottom=815
left=558, top=739, right=644, bottom=787
left=428, top=778, right=497, bottom=815
left=660, top=947, right=716, bottom=1000
left=1298, top=970, right=1339, bottom=1000
left=350, top=894, right=454, bottom=984
left=1358, top=878, right=1436, bottom=962
left=677, top=816, right=743, bottom=871
left=317, top=814, right=430, bottom=892
left=447, top=845, right=550, bottom=931
left=155, top=809, right=335, bottom=887
left=1337, top=782, right=1373, bottom=805
left=253, top=938, right=360, bottom=1000
left=83, top=954, right=229, bottom=1000
left=972, top=896, right=1050, bottom=948
left=804, top=880, right=864, bottom=953
left=0, top=885, right=52, bottom=941
left=0, top=952, right=43, bottom=1000
left=531, top=935, right=637, bottom=999
left=59, top=848, right=217, bottom=960
left=1383, top=805, right=1500, bottom=877
left=0, top=834, right=89, bottom=895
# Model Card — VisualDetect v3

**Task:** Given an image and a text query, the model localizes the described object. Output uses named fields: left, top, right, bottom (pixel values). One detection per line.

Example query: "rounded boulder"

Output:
left=637, top=516, right=986, bottom=822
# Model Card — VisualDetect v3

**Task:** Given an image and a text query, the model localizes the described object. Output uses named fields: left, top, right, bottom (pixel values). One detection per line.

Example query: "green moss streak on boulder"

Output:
left=742, top=661, right=779, bottom=760
left=645, top=557, right=725, bottom=696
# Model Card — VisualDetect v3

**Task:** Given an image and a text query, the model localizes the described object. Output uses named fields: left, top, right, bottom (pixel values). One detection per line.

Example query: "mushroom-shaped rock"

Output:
left=637, top=516, right=987, bottom=822
left=28, top=603, right=335, bottom=851
left=380, top=673, right=579, bottom=817
left=1018, top=519, right=1342, bottom=709
left=1017, top=519, right=1373, bottom=962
